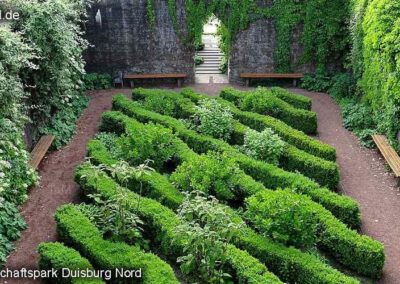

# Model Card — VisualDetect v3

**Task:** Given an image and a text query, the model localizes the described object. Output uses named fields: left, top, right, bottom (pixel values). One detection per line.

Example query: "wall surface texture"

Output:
left=84, top=0, right=195, bottom=83
left=84, top=0, right=316, bottom=85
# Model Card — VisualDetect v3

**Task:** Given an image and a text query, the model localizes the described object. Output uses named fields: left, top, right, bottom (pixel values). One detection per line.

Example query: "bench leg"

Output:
left=245, top=78, right=250, bottom=87
left=177, top=78, right=183, bottom=88
left=130, top=80, right=135, bottom=89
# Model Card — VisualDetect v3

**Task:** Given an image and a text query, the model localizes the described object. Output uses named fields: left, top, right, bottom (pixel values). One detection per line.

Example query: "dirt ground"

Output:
left=2, top=85, right=399, bottom=283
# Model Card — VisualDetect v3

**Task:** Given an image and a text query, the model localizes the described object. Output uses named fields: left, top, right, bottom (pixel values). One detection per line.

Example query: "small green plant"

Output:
left=242, top=128, right=285, bottom=166
left=194, top=99, right=233, bottom=141
left=219, top=57, right=228, bottom=74
left=174, top=191, right=244, bottom=283
left=245, top=189, right=319, bottom=249
left=171, top=151, right=240, bottom=201
left=83, top=190, right=147, bottom=248
left=116, top=123, right=176, bottom=170
left=194, top=55, right=204, bottom=65
left=84, top=73, right=113, bottom=90
left=301, top=72, right=332, bottom=92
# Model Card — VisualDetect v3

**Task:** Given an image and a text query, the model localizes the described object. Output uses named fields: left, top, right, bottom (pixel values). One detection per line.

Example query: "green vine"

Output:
left=147, top=0, right=156, bottom=30
left=147, top=0, right=350, bottom=73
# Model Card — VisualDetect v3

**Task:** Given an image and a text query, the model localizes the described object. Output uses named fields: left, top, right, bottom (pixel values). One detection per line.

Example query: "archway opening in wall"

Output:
left=194, top=15, right=229, bottom=84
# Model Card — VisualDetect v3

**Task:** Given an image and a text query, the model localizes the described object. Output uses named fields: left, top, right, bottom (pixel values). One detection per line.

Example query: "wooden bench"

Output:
left=124, top=74, right=187, bottom=88
left=28, top=135, right=55, bottom=170
left=241, top=73, right=303, bottom=87
left=372, top=135, right=400, bottom=182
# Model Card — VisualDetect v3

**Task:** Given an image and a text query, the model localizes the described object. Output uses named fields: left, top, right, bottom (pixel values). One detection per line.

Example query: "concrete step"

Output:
left=196, top=71, right=223, bottom=74
left=198, top=51, right=223, bottom=55
left=199, top=64, right=220, bottom=67
left=196, top=67, right=219, bottom=71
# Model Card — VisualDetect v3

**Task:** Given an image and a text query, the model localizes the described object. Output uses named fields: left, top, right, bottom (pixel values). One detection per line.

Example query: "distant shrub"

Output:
left=245, top=190, right=318, bottom=249
left=328, top=73, right=355, bottom=100
left=84, top=73, right=113, bottom=90
left=242, top=128, right=285, bottom=166
left=194, top=55, right=204, bottom=65
left=194, top=99, right=233, bottom=141
left=301, top=72, right=332, bottom=92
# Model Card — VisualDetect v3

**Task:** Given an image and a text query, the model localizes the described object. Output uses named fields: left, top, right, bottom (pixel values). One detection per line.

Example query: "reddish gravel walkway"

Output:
left=2, top=85, right=399, bottom=283
left=291, top=88, right=400, bottom=284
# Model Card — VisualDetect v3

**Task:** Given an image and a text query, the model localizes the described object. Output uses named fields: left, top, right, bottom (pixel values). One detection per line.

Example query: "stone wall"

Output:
left=84, top=0, right=195, bottom=83
left=228, top=20, right=316, bottom=85
left=84, top=0, right=316, bottom=86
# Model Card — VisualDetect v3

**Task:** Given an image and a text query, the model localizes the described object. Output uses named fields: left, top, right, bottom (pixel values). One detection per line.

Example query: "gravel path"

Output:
left=291, top=88, right=400, bottom=284
left=2, top=85, right=399, bottom=283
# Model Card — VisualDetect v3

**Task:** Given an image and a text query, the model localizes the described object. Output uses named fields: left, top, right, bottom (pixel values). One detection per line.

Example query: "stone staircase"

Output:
left=196, top=48, right=224, bottom=74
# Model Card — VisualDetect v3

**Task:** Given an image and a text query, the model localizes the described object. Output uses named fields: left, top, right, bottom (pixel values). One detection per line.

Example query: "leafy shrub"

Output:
left=116, top=122, right=176, bottom=170
left=219, top=57, right=228, bottom=74
left=0, top=27, right=37, bottom=265
left=175, top=192, right=245, bottom=282
left=171, top=151, right=240, bottom=201
left=301, top=72, right=332, bottom=92
left=194, top=99, right=233, bottom=141
left=193, top=55, right=204, bottom=65
left=242, top=128, right=285, bottom=166
left=14, top=0, right=89, bottom=147
left=142, top=94, right=178, bottom=117
left=245, top=190, right=318, bottom=249
left=38, top=94, right=89, bottom=149
left=84, top=73, right=113, bottom=90
left=328, top=73, right=356, bottom=100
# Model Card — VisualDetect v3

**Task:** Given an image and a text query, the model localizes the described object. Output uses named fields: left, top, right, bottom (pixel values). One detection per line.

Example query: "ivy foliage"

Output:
left=150, top=0, right=350, bottom=72
left=360, top=0, right=400, bottom=141
left=12, top=0, right=89, bottom=148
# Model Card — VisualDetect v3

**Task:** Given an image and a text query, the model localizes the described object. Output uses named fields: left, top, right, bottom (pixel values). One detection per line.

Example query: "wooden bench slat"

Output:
left=241, top=73, right=303, bottom=79
left=28, top=135, right=55, bottom=170
left=124, top=74, right=187, bottom=79
left=372, top=135, right=400, bottom=177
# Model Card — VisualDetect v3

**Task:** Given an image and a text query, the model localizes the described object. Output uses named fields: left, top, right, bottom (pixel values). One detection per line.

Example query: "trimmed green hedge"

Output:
left=131, top=89, right=339, bottom=189
left=54, top=205, right=179, bottom=284
left=87, top=139, right=184, bottom=210
left=220, top=87, right=317, bottom=134
left=75, top=165, right=358, bottom=284
left=270, top=87, right=312, bottom=110
left=75, top=165, right=284, bottom=284
left=37, top=242, right=104, bottom=284
left=90, top=123, right=381, bottom=278
left=181, top=88, right=336, bottom=161
left=246, top=190, right=384, bottom=278
left=110, top=96, right=360, bottom=228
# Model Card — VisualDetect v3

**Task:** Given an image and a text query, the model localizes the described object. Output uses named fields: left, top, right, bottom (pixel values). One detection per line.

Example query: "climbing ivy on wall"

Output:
left=149, top=0, right=351, bottom=73
left=359, top=0, right=400, bottom=141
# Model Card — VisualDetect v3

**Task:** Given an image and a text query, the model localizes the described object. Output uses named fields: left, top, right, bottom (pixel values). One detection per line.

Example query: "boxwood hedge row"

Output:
left=131, top=89, right=339, bottom=189
left=220, top=87, right=317, bottom=134
left=269, top=87, right=312, bottom=110
left=95, top=113, right=384, bottom=278
left=54, top=205, right=179, bottom=284
left=74, top=165, right=284, bottom=284
left=110, top=96, right=360, bottom=228
left=37, top=242, right=104, bottom=284
left=75, top=165, right=358, bottom=284
left=181, top=88, right=336, bottom=161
